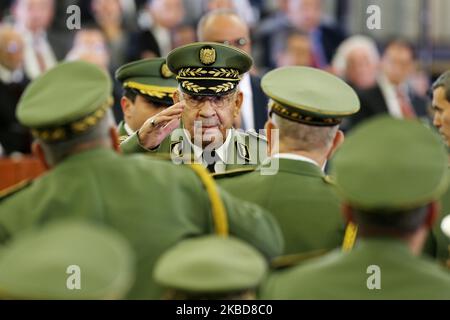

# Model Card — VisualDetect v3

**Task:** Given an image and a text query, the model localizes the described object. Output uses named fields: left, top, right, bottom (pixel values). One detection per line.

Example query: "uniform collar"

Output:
left=124, top=122, right=135, bottom=136
left=273, top=153, right=320, bottom=167
left=263, top=157, right=324, bottom=178
left=186, top=128, right=233, bottom=163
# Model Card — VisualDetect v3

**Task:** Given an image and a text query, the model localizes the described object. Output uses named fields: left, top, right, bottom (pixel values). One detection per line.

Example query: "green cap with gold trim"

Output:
left=115, top=57, right=177, bottom=106
left=0, top=220, right=135, bottom=299
left=166, top=42, right=252, bottom=96
left=331, top=116, right=449, bottom=211
left=153, top=235, right=267, bottom=293
left=16, top=61, right=113, bottom=143
left=261, top=66, right=360, bottom=126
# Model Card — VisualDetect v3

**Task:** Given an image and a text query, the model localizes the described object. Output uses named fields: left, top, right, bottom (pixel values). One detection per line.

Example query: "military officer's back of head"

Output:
left=261, top=66, right=360, bottom=164
left=0, top=221, right=135, bottom=300
left=332, top=116, right=448, bottom=242
left=115, top=58, right=178, bottom=135
left=153, top=235, right=267, bottom=300
left=16, top=61, right=116, bottom=167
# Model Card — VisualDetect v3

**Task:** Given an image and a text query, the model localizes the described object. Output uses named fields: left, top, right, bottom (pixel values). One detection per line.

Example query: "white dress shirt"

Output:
left=21, top=29, right=57, bottom=80
left=0, top=64, right=24, bottom=84
left=239, top=73, right=255, bottom=131
left=377, top=74, right=410, bottom=119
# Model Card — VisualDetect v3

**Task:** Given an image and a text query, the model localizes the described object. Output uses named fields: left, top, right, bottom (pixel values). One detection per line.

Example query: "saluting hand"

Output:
left=137, top=101, right=185, bottom=150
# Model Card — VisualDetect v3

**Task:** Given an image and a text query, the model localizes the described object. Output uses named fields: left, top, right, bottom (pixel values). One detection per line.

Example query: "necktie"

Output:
left=204, top=149, right=218, bottom=173
left=396, top=88, right=416, bottom=119
left=33, top=38, right=46, bottom=73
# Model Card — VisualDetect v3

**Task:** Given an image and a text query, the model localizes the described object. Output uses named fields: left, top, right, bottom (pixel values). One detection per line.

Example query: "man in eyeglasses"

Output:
left=197, top=9, right=268, bottom=131
left=120, top=42, right=268, bottom=173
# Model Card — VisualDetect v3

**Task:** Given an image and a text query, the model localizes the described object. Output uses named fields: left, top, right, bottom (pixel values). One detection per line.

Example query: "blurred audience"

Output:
left=12, top=0, right=58, bottom=79
left=0, top=24, right=31, bottom=155
left=65, top=27, right=110, bottom=70
left=257, top=0, right=346, bottom=69
left=90, top=0, right=127, bottom=71
left=275, top=29, right=313, bottom=68
left=332, top=35, right=380, bottom=90
left=197, top=9, right=268, bottom=131
left=351, top=39, right=430, bottom=128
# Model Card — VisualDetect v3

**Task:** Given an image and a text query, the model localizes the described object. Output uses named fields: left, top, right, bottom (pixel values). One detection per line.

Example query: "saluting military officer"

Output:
left=0, top=221, right=135, bottom=300
left=120, top=42, right=268, bottom=173
left=153, top=235, right=267, bottom=300
left=217, top=66, right=360, bottom=258
left=0, top=61, right=283, bottom=299
left=261, top=116, right=450, bottom=299
left=115, top=58, right=178, bottom=143
left=425, top=70, right=450, bottom=269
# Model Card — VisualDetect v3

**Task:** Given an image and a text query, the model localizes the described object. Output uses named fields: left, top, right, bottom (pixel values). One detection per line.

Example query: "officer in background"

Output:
left=153, top=235, right=267, bottom=300
left=115, top=58, right=178, bottom=143
left=0, top=61, right=283, bottom=299
left=0, top=220, right=135, bottom=300
left=261, top=116, right=450, bottom=299
left=427, top=70, right=450, bottom=269
left=120, top=42, right=268, bottom=173
left=217, top=66, right=360, bottom=259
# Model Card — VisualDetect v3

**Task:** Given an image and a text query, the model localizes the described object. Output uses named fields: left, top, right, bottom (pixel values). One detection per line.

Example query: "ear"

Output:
left=326, top=129, right=345, bottom=160
left=109, top=127, right=121, bottom=153
left=120, top=97, right=132, bottom=116
left=172, top=90, right=181, bottom=103
left=341, top=203, right=355, bottom=225
left=32, top=142, right=51, bottom=170
left=425, top=201, right=440, bottom=229
left=265, top=118, right=276, bottom=155
left=233, top=91, right=244, bottom=118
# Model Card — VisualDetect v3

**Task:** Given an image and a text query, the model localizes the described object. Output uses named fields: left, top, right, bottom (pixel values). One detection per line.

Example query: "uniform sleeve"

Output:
left=120, top=132, right=157, bottom=154
left=218, top=187, right=284, bottom=259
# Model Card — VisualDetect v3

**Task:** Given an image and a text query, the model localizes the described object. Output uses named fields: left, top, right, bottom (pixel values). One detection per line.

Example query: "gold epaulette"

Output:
left=0, top=180, right=33, bottom=203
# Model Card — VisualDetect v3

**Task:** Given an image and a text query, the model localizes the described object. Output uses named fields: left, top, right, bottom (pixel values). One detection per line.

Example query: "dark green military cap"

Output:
left=115, top=57, right=178, bottom=106
left=261, top=66, right=360, bottom=126
left=331, top=116, right=449, bottom=210
left=16, top=61, right=113, bottom=143
left=0, top=221, right=135, bottom=300
left=166, top=42, right=252, bottom=96
left=153, top=236, right=267, bottom=293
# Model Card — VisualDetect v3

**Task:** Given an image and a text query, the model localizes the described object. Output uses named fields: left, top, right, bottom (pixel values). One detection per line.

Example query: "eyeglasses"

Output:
left=220, top=38, right=248, bottom=48
left=181, top=92, right=236, bottom=110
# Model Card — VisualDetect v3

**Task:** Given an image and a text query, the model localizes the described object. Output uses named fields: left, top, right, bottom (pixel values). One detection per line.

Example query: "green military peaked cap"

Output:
left=331, top=116, right=449, bottom=210
left=0, top=220, right=135, bottom=300
left=153, top=235, right=267, bottom=293
left=166, top=42, right=252, bottom=96
left=17, top=61, right=113, bottom=143
left=115, top=57, right=178, bottom=106
left=261, top=66, right=360, bottom=126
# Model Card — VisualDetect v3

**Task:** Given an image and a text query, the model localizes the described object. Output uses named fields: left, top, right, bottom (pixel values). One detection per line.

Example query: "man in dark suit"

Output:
left=197, top=8, right=268, bottom=131
left=350, top=40, right=429, bottom=129
left=0, top=25, right=31, bottom=155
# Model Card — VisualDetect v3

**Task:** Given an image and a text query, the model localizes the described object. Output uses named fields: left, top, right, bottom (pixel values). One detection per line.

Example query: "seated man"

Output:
left=120, top=42, right=268, bottom=174
left=115, top=58, right=178, bottom=143
left=0, top=61, right=283, bottom=299
left=261, top=116, right=450, bottom=299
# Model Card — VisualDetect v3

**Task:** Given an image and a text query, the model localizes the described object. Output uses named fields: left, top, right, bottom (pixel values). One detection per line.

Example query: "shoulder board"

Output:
left=323, top=175, right=335, bottom=185
left=271, top=249, right=330, bottom=270
left=212, top=167, right=256, bottom=180
left=0, top=179, right=33, bottom=203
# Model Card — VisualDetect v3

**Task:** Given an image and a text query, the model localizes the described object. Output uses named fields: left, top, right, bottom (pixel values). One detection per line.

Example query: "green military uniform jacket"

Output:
left=217, top=157, right=345, bottom=257
left=0, top=148, right=283, bottom=299
left=120, top=127, right=268, bottom=172
left=261, top=238, right=450, bottom=299
left=424, top=167, right=450, bottom=268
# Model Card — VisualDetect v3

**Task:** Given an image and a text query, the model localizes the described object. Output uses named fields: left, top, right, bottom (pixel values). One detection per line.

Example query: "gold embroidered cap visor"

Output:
left=262, top=66, right=360, bottom=126
left=167, top=42, right=253, bottom=96
left=115, top=58, right=178, bottom=106
left=16, top=61, right=113, bottom=143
